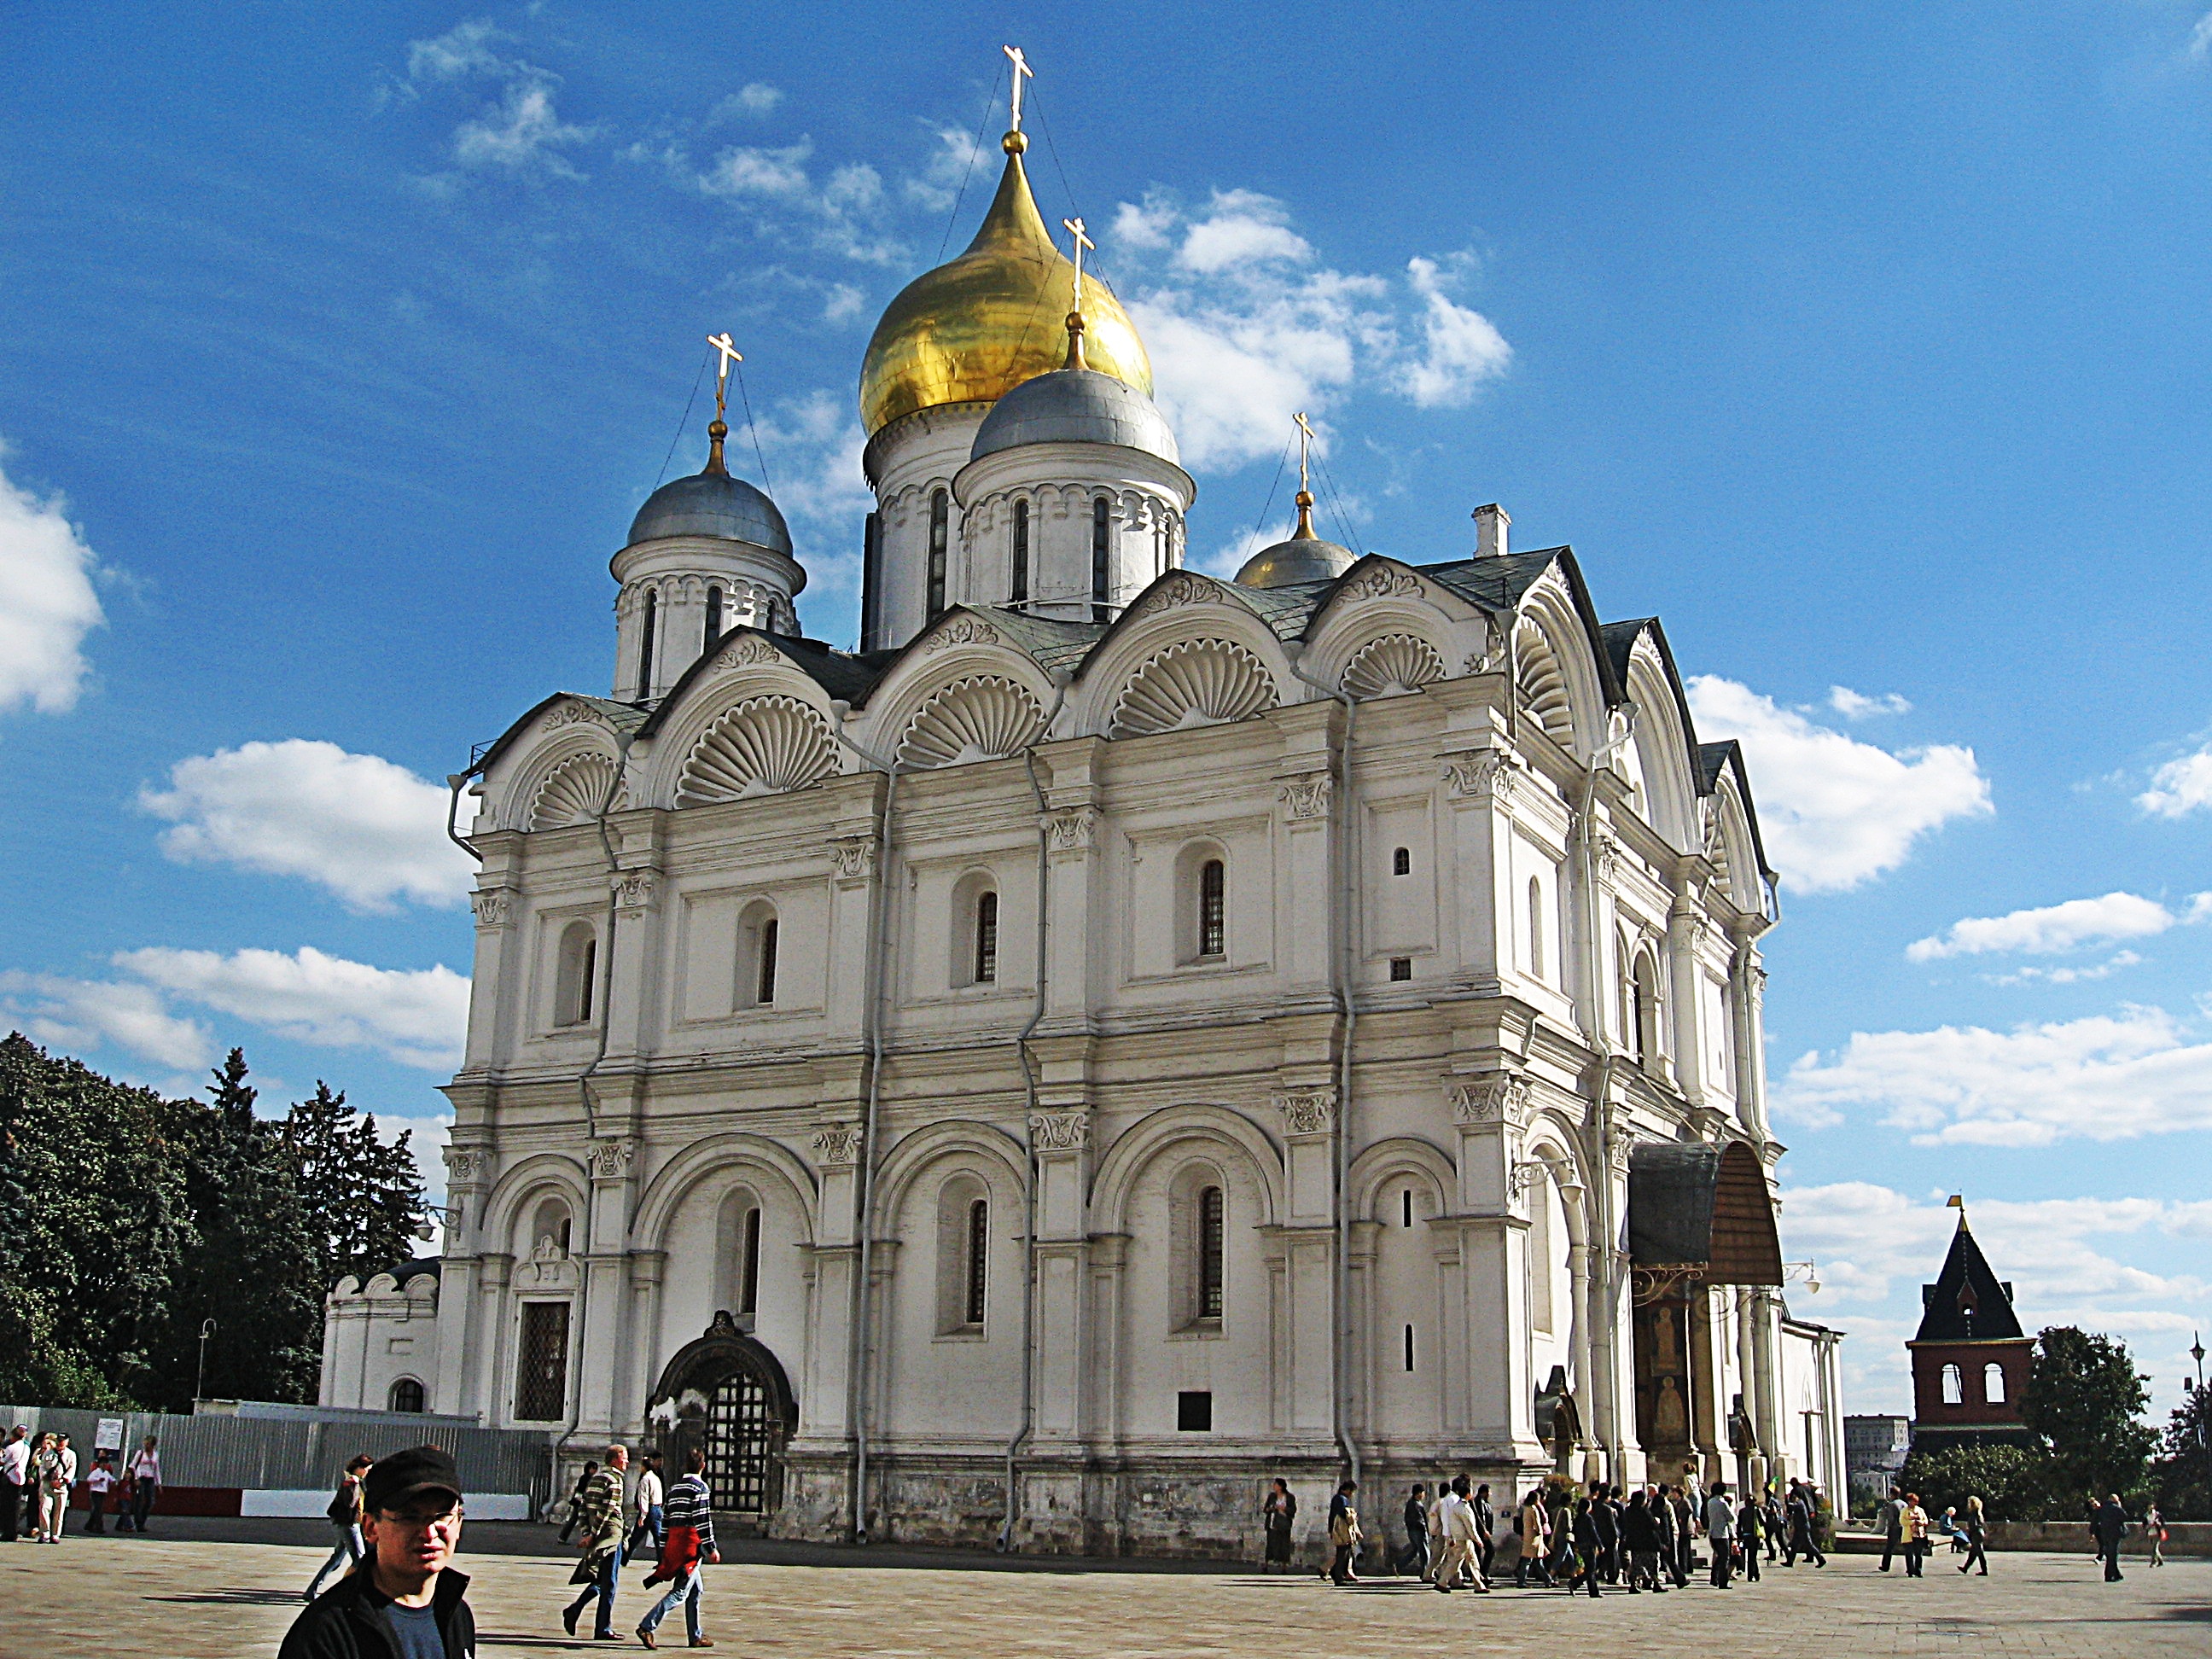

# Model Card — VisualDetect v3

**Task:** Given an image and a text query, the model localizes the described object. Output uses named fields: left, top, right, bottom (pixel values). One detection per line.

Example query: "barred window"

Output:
left=1010, top=500, right=1030, bottom=604
left=1196, top=1185, right=1225, bottom=1321
left=964, top=1197, right=989, bottom=1326
left=974, top=889, right=999, bottom=984
left=1091, top=497, right=1110, bottom=621
left=928, top=489, right=950, bottom=617
left=515, top=1301, right=570, bottom=1421
left=1197, top=859, right=1225, bottom=959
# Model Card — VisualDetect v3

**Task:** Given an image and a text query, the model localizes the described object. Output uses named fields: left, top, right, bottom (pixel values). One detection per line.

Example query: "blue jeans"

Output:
left=637, top=1566, right=702, bottom=1642
left=306, top=1524, right=364, bottom=1598
left=627, top=1504, right=664, bottom=1558
left=567, top=1543, right=625, bottom=1638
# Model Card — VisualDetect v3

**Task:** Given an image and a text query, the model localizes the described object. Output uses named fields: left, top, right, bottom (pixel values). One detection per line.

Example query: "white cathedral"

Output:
left=318, top=103, right=1845, bottom=1555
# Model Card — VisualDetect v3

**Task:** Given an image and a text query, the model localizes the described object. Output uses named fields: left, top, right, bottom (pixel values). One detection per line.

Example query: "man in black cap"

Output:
left=279, top=1445, right=474, bottom=1659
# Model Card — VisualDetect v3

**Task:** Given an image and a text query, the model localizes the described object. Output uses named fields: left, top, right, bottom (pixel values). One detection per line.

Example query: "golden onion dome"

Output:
left=859, top=133, right=1152, bottom=435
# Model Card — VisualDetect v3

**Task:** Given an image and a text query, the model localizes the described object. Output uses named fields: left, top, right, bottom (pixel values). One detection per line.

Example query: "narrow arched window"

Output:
left=1401, top=1188, right=1414, bottom=1228
left=739, top=1205, right=761, bottom=1317
left=974, top=889, right=999, bottom=984
left=704, top=585, right=724, bottom=653
left=755, top=917, right=779, bottom=1005
left=637, top=588, right=658, bottom=696
left=1010, top=500, right=1030, bottom=605
left=556, top=921, right=597, bottom=1027
left=1941, top=1363, right=1965, bottom=1406
left=928, top=488, right=950, bottom=617
left=1197, top=859, right=1225, bottom=959
left=1632, top=952, right=1659, bottom=1068
left=389, top=1377, right=425, bottom=1413
left=964, top=1197, right=989, bottom=1326
left=1983, top=1362, right=2005, bottom=1404
left=1528, top=876, right=1546, bottom=980
left=1091, top=497, right=1111, bottom=621
left=1197, top=1185, right=1225, bottom=1320
left=1393, top=847, right=1411, bottom=876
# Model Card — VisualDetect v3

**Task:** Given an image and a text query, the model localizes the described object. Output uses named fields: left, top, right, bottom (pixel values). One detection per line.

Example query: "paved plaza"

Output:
left=2, top=1522, right=2203, bottom=1657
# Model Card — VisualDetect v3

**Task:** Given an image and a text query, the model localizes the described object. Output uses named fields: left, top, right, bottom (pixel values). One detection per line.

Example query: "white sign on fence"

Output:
left=94, top=1418, right=125, bottom=1452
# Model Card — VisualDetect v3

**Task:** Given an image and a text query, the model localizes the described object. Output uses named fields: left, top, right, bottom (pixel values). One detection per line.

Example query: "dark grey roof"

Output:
left=638, top=628, right=888, bottom=737
left=472, top=692, right=650, bottom=779
left=627, top=467, right=793, bottom=556
left=373, top=1257, right=441, bottom=1287
left=1912, top=1220, right=2025, bottom=1343
left=970, top=368, right=1180, bottom=466
left=1627, top=1141, right=1783, bottom=1285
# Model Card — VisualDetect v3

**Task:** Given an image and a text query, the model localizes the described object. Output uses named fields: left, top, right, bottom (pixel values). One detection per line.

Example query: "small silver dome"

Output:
left=626, top=465, right=792, bottom=556
left=971, top=367, right=1180, bottom=466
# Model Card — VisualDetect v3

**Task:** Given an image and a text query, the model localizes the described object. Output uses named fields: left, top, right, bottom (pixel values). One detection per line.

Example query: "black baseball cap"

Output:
left=361, top=1446, right=463, bottom=1514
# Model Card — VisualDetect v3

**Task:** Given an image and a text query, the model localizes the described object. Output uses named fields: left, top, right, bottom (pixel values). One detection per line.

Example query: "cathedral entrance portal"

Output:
left=647, top=1313, right=798, bottom=1523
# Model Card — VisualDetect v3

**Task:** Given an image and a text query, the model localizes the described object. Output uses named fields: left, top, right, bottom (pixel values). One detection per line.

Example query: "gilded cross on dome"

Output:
left=1003, top=44, right=1033, bottom=132
left=1292, top=411, right=1318, bottom=538
left=1062, top=216, right=1093, bottom=306
left=707, top=332, right=742, bottom=421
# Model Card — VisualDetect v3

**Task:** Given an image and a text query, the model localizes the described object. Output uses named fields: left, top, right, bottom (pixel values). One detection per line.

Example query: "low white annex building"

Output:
left=320, top=109, right=1843, bottom=1554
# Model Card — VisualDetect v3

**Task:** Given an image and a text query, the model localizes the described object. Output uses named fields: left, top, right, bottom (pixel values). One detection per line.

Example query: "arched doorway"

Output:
left=647, top=1312, right=799, bottom=1522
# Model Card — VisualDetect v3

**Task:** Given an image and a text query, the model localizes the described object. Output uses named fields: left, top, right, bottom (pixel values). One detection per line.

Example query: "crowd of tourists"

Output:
left=1299, top=1472, right=1838, bottom=1594
left=0, top=1426, right=162, bottom=1541
left=556, top=1441, right=721, bottom=1647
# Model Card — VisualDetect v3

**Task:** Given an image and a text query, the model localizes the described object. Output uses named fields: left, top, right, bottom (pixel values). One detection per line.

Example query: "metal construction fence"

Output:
left=0, top=1404, right=553, bottom=1506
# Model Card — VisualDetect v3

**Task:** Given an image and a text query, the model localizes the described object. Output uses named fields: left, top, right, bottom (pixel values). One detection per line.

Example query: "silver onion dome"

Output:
left=626, top=433, right=792, bottom=556
left=971, top=366, right=1180, bottom=466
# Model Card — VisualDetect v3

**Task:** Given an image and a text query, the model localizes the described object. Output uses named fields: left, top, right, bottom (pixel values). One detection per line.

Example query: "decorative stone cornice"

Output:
left=1027, top=1111, right=1091, bottom=1152
left=470, top=890, right=514, bottom=929
left=810, top=1124, right=861, bottom=1167
left=1276, top=1090, right=1338, bottom=1139
left=1277, top=774, right=1331, bottom=820
left=587, top=1138, right=637, bottom=1182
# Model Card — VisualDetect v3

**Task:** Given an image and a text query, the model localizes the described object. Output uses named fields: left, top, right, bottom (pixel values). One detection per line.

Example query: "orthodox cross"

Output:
left=707, top=332, right=742, bottom=421
left=1062, top=216, right=1093, bottom=306
left=1004, top=44, right=1033, bottom=132
left=1293, top=411, right=1317, bottom=494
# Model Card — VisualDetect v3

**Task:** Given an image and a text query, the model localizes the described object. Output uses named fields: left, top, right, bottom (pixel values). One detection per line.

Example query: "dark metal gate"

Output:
left=704, top=1370, right=774, bottom=1515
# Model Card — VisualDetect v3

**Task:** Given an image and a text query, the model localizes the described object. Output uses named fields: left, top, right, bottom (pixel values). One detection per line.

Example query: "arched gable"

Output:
left=1299, top=555, right=1485, bottom=695
left=636, top=653, right=848, bottom=811
left=869, top=1119, right=1030, bottom=1225
left=629, top=1131, right=821, bottom=1251
left=841, top=609, right=1059, bottom=766
left=1089, top=1103, right=1284, bottom=1231
left=480, top=1152, right=590, bottom=1257
left=1621, top=637, right=1698, bottom=850
left=1513, top=564, right=1609, bottom=755
left=1347, top=1136, right=1456, bottom=1222
left=1065, top=572, right=1298, bottom=740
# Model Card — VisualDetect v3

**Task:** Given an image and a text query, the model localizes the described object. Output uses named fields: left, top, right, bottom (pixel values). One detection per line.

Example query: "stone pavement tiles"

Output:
left=2, top=1528, right=2203, bottom=1658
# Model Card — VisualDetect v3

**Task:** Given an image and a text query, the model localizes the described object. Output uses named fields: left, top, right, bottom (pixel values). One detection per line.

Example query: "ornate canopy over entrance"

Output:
left=646, top=1313, right=799, bottom=1518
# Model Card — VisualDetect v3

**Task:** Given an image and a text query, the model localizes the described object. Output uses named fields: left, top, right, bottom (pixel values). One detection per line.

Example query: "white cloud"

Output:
left=115, top=946, right=469, bottom=1072
left=696, top=139, right=904, bottom=264
left=1106, top=190, right=1510, bottom=469
left=2191, top=10, right=2212, bottom=61
left=822, top=283, right=865, bottom=325
left=1685, top=676, right=1990, bottom=893
left=1828, top=686, right=1910, bottom=719
left=2139, top=742, right=2212, bottom=818
left=0, top=451, right=104, bottom=715
left=405, top=18, right=505, bottom=84
left=1907, top=891, right=2182, bottom=961
left=1776, top=1003, right=2212, bottom=1144
left=452, top=80, right=591, bottom=178
left=1200, top=519, right=1295, bottom=580
left=745, top=390, right=870, bottom=553
left=0, top=972, right=212, bottom=1071
left=139, top=739, right=472, bottom=912
left=733, top=82, right=782, bottom=115
left=1988, top=950, right=2142, bottom=987
left=704, top=139, right=814, bottom=199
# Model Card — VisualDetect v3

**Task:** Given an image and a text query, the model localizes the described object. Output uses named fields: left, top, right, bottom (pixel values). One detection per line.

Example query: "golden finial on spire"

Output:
left=1003, top=44, right=1033, bottom=152
left=1062, top=215, right=1093, bottom=370
left=1292, top=411, right=1318, bottom=539
left=706, top=332, right=743, bottom=476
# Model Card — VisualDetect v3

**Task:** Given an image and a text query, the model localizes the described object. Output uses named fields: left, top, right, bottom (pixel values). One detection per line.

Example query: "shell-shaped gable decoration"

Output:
left=899, top=676, right=1046, bottom=769
left=532, top=752, right=625, bottom=829
left=678, top=696, right=840, bottom=806
left=1342, top=633, right=1447, bottom=699
left=1515, top=620, right=1574, bottom=741
left=1109, top=638, right=1278, bottom=738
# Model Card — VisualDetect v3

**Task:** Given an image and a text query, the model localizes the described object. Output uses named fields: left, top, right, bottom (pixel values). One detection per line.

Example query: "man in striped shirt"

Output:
left=636, top=1447, right=719, bottom=1649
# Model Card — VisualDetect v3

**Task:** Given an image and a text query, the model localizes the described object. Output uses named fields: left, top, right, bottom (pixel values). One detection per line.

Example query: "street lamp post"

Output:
left=2193, top=1334, right=2209, bottom=1500
left=194, top=1318, right=216, bottom=1406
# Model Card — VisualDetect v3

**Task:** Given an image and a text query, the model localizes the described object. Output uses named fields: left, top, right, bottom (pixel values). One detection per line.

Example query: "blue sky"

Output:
left=5, top=1, right=2212, bottom=1418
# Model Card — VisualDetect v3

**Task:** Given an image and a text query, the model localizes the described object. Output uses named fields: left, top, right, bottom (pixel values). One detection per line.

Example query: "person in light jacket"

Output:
left=1515, top=1490, right=1551, bottom=1588
left=1704, top=1482, right=1737, bottom=1588
left=1325, top=1481, right=1362, bottom=1585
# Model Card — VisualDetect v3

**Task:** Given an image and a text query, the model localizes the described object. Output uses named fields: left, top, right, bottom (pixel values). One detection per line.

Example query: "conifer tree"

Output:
left=281, top=1080, right=430, bottom=1289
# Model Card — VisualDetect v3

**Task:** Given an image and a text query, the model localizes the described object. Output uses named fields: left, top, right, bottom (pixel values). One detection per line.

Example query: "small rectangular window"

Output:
left=704, top=585, right=724, bottom=653
left=1091, top=497, right=1111, bottom=622
left=756, top=917, right=779, bottom=1005
left=975, top=890, right=999, bottom=984
left=1401, top=1189, right=1413, bottom=1228
left=928, top=489, right=950, bottom=617
left=1197, top=1184, right=1225, bottom=1321
left=1404, top=1324, right=1416, bottom=1372
left=964, top=1197, right=989, bottom=1326
left=1177, top=1390, right=1213, bottom=1432
left=1392, top=847, right=1410, bottom=876
left=1389, top=957, right=1412, bottom=981
left=1010, top=500, right=1030, bottom=605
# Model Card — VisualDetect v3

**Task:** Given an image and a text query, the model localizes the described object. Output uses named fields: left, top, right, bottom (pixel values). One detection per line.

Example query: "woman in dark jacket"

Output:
left=1261, top=1480, right=1297, bottom=1573
left=1570, top=1498, right=1603, bottom=1598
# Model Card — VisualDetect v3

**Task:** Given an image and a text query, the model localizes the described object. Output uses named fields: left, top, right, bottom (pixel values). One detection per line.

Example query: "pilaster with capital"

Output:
left=599, top=841, right=667, bottom=1068
left=573, top=1136, right=641, bottom=1438
left=1270, top=705, right=1339, bottom=993
left=1446, top=1068, right=1545, bottom=1459
left=1028, top=1107, right=1094, bottom=1445
left=1439, top=742, right=1515, bottom=992
left=463, top=887, right=521, bottom=1069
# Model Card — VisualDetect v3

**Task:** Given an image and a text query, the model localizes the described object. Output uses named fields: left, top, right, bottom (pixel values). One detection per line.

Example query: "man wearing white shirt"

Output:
left=1, top=1427, right=27, bottom=1542
left=1704, top=1483, right=1737, bottom=1588
left=125, top=1437, right=160, bottom=1534
left=629, top=1452, right=666, bottom=1557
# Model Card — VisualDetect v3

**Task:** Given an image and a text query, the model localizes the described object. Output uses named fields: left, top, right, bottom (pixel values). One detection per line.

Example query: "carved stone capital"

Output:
left=443, top=1146, right=489, bottom=1185
left=830, top=834, right=878, bottom=881
left=1277, top=774, right=1331, bottom=821
left=470, top=889, right=515, bottom=929
left=811, top=1124, right=861, bottom=1167
left=1276, top=1090, right=1338, bottom=1139
left=1442, top=748, right=1519, bottom=800
left=587, top=1138, right=637, bottom=1182
left=1027, top=1111, right=1091, bottom=1152
left=1044, top=806, right=1099, bottom=852
left=611, top=870, right=659, bottom=915
left=1451, top=1072, right=1533, bottom=1127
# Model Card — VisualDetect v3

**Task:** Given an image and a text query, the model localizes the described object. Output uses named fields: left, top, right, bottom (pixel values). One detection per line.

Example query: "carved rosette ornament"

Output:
left=830, top=835, right=878, bottom=881
left=470, top=890, right=514, bottom=929
left=1340, top=565, right=1422, bottom=602
left=923, top=616, right=1000, bottom=652
left=1443, top=748, right=1518, bottom=801
left=811, top=1124, right=861, bottom=1167
left=543, top=701, right=608, bottom=731
left=1451, top=1073, right=1533, bottom=1127
left=1277, top=1091, right=1338, bottom=1139
left=1027, top=1112, right=1091, bottom=1152
left=588, top=1138, right=637, bottom=1182
left=711, top=637, right=782, bottom=672
left=1133, top=572, right=1219, bottom=618
left=1277, top=775, right=1331, bottom=820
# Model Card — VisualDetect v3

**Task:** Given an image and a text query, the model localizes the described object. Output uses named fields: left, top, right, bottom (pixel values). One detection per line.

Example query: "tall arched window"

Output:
left=974, top=889, right=999, bottom=984
left=1632, top=952, right=1660, bottom=1068
left=1528, top=876, right=1546, bottom=980
left=1197, top=859, right=1226, bottom=959
left=556, top=921, right=597, bottom=1027
left=755, top=917, right=779, bottom=1005
left=740, top=903, right=779, bottom=1008
left=964, top=1196, right=989, bottom=1326
left=739, top=1204, right=762, bottom=1317
left=928, top=488, right=950, bottom=617
left=1983, top=1362, right=2005, bottom=1404
left=1010, top=499, right=1030, bottom=604
left=1941, top=1363, right=1965, bottom=1406
left=704, top=585, right=724, bottom=653
left=1091, top=497, right=1111, bottom=621
left=388, top=1377, right=425, bottom=1413
left=637, top=588, right=658, bottom=696
left=1196, top=1185, right=1225, bottom=1321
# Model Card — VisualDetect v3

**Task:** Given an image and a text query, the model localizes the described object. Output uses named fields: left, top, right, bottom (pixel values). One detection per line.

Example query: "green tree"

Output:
left=0, top=1034, right=194, bottom=1406
left=145, top=1051, right=323, bottom=1408
left=2151, top=1382, right=2212, bottom=1522
left=1896, top=1442, right=2044, bottom=1522
left=2022, top=1325, right=2157, bottom=1507
left=280, top=1080, right=429, bottom=1289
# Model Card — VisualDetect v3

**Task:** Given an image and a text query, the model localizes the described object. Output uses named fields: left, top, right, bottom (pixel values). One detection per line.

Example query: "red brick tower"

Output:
left=1907, top=1199, right=2034, bottom=1452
